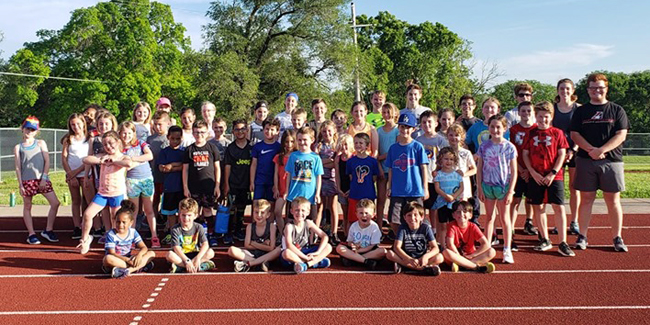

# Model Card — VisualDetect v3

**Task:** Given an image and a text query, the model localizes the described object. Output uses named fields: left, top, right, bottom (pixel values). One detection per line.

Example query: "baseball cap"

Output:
left=22, top=116, right=40, bottom=130
left=285, top=92, right=299, bottom=102
left=398, top=112, right=417, bottom=128
left=156, top=97, right=171, bottom=107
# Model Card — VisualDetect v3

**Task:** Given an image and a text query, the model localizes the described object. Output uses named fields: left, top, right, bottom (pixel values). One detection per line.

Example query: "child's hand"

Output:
left=249, top=184, right=255, bottom=193
left=38, top=179, right=47, bottom=191
left=213, top=187, right=221, bottom=201
left=444, top=194, right=454, bottom=202
left=314, top=195, right=321, bottom=204
left=531, top=171, right=544, bottom=186
left=19, top=186, right=26, bottom=197
left=542, top=173, right=554, bottom=187
left=423, top=187, right=429, bottom=201
left=386, top=188, right=391, bottom=197
left=431, top=170, right=438, bottom=179
left=478, top=189, right=485, bottom=202
left=183, top=188, right=191, bottom=198
left=505, top=191, right=514, bottom=205
left=186, top=259, right=197, bottom=273
left=305, top=253, right=315, bottom=261
left=273, top=186, right=280, bottom=199
left=455, top=169, right=464, bottom=177
left=222, top=184, right=230, bottom=197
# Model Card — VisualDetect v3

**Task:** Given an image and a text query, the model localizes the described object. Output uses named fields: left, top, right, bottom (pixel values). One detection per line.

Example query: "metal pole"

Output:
left=351, top=2, right=361, bottom=102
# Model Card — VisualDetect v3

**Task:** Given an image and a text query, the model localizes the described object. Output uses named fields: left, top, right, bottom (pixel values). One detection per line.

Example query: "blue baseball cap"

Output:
left=398, top=111, right=417, bottom=128
left=285, top=92, right=299, bottom=102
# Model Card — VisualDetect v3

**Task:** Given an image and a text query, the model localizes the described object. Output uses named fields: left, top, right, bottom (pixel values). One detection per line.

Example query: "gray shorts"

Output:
left=389, top=197, right=423, bottom=225
left=574, top=156, right=625, bottom=193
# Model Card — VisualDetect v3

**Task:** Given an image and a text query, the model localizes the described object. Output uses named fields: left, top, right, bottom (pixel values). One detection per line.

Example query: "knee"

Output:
left=166, top=251, right=178, bottom=262
left=323, top=243, right=333, bottom=255
left=335, top=244, right=347, bottom=255
left=227, top=246, right=238, bottom=256
left=488, top=248, right=496, bottom=259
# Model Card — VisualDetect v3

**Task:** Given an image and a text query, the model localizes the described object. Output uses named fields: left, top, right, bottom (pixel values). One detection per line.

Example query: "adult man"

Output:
left=570, top=73, right=629, bottom=252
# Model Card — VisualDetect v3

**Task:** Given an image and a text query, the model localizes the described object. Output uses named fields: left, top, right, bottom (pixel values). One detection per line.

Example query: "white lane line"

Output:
left=0, top=305, right=649, bottom=315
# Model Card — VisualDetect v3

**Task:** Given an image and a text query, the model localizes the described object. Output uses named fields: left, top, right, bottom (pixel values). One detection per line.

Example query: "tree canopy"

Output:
left=488, top=79, right=556, bottom=114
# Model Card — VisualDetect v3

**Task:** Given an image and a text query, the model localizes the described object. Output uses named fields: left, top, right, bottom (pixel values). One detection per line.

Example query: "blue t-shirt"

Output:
left=432, top=170, right=463, bottom=210
left=397, top=223, right=435, bottom=259
left=285, top=151, right=324, bottom=204
left=346, top=156, right=380, bottom=200
left=465, top=121, right=510, bottom=153
left=251, top=141, right=281, bottom=185
left=386, top=141, right=429, bottom=197
left=104, top=228, right=142, bottom=257
left=377, top=126, right=399, bottom=171
left=123, top=140, right=153, bottom=179
left=158, top=146, right=185, bottom=192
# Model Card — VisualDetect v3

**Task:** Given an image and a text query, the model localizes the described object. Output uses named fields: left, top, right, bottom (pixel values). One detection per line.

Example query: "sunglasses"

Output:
left=517, top=93, right=532, bottom=98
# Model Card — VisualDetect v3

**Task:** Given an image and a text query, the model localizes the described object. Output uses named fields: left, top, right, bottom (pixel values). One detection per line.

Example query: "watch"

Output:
left=185, top=258, right=191, bottom=264
left=550, top=169, right=558, bottom=175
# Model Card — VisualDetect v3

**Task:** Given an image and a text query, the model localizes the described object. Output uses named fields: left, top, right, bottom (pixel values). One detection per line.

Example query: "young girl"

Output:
left=477, top=115, right=517, bottom=264
left=132, top=102, right=152, bottom=142
left=272, top=129, right=296, bottom=235
left=155, top=97, right=176, bottom=125
left=103, top=200, right=155, bottom=278
left=346, top=101, right=379, bottom=157
left=447, top=124, right=476, bottom=204
left=334, top=134, right=354, bottom=236
left=228, top=199, right=281, bottom=272
left=83, top=104, right=100, bottom=137
left=61, top=113, right=93, bottom=240
left=78, top=131, right=132, bottom=254
left=118, top=121, right=160, bottom=248
left=14, top=116, right=60, bottom=244
left=249, top=101, right=268, bottom=145
left=201, top=101, right=217, bottom=139
left=331, top=109, right=348, bottom=136
left=308, top=99, right=328, bottom=132
left=179, top=107, right=196, bottom=147
left=432, top=147, right=464, bottom=247
left=437, top=108, right=456, bottom=137
left=376, top=102, right=399, bottom=229
left=315, top=121, right=339, bottom=243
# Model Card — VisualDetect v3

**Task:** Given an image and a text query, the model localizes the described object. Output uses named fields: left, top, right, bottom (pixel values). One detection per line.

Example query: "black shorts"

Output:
left=513, top=176, right=528, bottom=198
left=185, top=251, right=199, bottom=260
left=161, top=191, right=184, bottom=216
left=527, top=180, right=564, bottom=205
left=423, top=183, right=438, bottom=209
left=437, top=206, right=454, bottom=224
left=229, top=188, right=252, bottom=206
left=564, top=154, right=576, bottom=168
left=191, top=192, right=216, bottom=209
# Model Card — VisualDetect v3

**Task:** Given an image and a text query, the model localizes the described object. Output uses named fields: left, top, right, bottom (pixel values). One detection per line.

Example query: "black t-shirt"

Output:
left=183, top=142, right=220, bottom=194
left=458, top=116, right=480, bottom=132
left=570, top=101, right=629, bottom=162
left=553, top=102, right=579, bottom=148
left=224, top=141, right=252, bottom=190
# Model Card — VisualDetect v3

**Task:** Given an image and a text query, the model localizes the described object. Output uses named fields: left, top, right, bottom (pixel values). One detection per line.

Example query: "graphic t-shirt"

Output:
left=346, top=221, right=382, bottom=248
left=251, top=141, right=281, bottom=185
left=366, top=112, right=385, bottom=128
left=509, top=123, right=537, bottom=170
left=570, top=101, right=629, bottom=162
left=432, top=170, right=463, bottom=209
left=171, top=222, right=208, bottom=254
left=146, top=134, right=169, bottom=183
left=446, top=221, right=483, bottom=255
left=477, top=140, right=517, bottom=188
left=183, top=142, right=220, bottom=194
left=224, top=141, right=252, bottom=190
left=104, top=228, right=142, bottom=256
left=466, top=122, right=511, bottom=154
left=285, top=151, right=324, bottom=204
left=415, top=134, right=449, bottom=183
left=346, top=155, right=380, bottom=200
left=386, top=141, right=429, bottom=197
left=397, top=223, right=435, bottom=259
left=158, top=146, right=185, bottom=192
left=523, top=127, right=569, bottom=181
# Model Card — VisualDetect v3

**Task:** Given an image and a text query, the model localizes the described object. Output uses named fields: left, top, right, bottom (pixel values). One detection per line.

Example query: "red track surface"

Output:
left=0, top=213, right=649, bottom=324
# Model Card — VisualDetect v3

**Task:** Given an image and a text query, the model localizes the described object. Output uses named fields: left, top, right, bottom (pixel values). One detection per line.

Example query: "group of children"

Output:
left=15, top=81, right=584, bottom=277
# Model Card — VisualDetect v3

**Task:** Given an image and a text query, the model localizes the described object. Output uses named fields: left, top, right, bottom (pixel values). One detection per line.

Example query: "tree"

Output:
left=0, top=49, right=50, bottom=126
left=489, top=79, right=556, bottom=115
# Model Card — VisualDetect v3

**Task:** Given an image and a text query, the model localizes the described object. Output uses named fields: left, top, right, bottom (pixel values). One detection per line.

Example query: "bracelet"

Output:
left=42, top=174, right=50, bottom=181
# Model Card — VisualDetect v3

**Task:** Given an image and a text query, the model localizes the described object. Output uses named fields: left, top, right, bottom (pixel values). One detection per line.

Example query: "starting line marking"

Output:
left=0, top=305, right=650, bottom=315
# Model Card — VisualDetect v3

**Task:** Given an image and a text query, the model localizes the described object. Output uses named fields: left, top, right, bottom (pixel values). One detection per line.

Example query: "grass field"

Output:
left=1, top=156, right=649, bottom=205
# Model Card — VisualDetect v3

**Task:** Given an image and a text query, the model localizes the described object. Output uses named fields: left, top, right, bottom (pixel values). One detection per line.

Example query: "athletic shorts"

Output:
left=21, top=179, right=53, bottom=197
left=338, top=194, right=348, bottom=206
left=126, top=177, right=154, bottom=198
left=161, top=191, right=184, bottom=216
left=437, top=206, right=454, bottom=223
left=92, top=193, right=125, bottom=208
left=280, top=246, right=319, bottom=267
left=564, top=154, right=576, bottom=168
left=513, top=176, right=528, bottom=198
left=243, top=249, right=267, bottom=259
left=253, top=184, right=275, bottom=201
left=321, top=178, right=338, bottom=197
left=482, top=183, right=508, bottom=201
left=574, top=157, right=625, bottom=193
left=389, top=197, right=423, bottom=225
left=527, top=180, right=564, bottom=205
left=229, top=188, right=252, bottom=207
left=423, top=183, right=438, bottom=209
left=154, top=182, right=164, bottom=196
left=347, top=198, right=360, bottom=223
left=191, top=192, right=216, bottom=210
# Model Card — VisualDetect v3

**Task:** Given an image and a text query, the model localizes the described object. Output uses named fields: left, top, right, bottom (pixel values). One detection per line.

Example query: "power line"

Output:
left=0, top=72, right=105, bottom=83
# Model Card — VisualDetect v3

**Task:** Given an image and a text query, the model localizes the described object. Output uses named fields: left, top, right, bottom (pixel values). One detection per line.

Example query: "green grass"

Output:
left=563, top=171, right=650, bottom=198
left=623, top=155, right=650, bottom=171
left=0, top=171, right=70, bottom=206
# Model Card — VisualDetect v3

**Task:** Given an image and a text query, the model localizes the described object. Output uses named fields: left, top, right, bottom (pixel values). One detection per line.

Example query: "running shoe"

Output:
left=477, top=262, right=496, bottom=274
left=491, top=234, right=500, bottom=246
left=72, top=227, right=82, bottom=240
left=260, top=261, right=270, bottom=273
left=550, top=227, right=559, bottom=235
left=340, top=256, right=352, bottom=267
left=111, top=267, right=129, bottom=279
left=523, top=220, right=538, bottom=236
left=233, top=231, right=246, bottom=242
left=387, top=229, right=396, bottom=241
left=569, top=221, right=580, bottom=235
left=200, top=260, right=216, bottom=272
left=41, top=230, right=59, bottom=243
left=27, top=234, right=41, bottom=245
left=161, top=234, right=172, bottom=245
left=502, top=249, right=514, bottom=264
left=614, top=236, right=628, bottom=252
left=558, top=242, right=575, bottom=257
left=450, top=263, right=459, bottom=273
left=208, top=234, right=219, bottom=247
left=364, top=259, right=378, bottom=271
left=393, top=262, right=402, bottom=274
left=77, top=237, right=92, bottom=254
left=294, top=262, right=308, bottom=274
left=140, top=261, right=155, bottom=273
left=575, top=234, right=588, bottom=250
left=423, top=265, right=441, bottom=276
left=170, top=264, right=186, bottom=273
left=312, top=257, right=331, bottom=269
left=534, top=239, right=552, bottom=252
left=510, top=241, right=519, bottom=252
left=223, top=234, right=234, bottom=245
left=234, top=260, right=250, bottom=273
left=92, top=228, right=105, bottom=238
left=151, top=237, right=161, bottom=249
left=98, top=234, right=107, bottom=244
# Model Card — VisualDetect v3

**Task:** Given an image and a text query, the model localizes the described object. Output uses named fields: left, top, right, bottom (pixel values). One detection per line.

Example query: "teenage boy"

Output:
left=158, top=126, right=185, bottom=245
left=346, top=133, right=381, bottom=225
left=284, top=127, right=324, bottom=221
left=442, top=201, right=496, bottom=273
left=415, top=110, right=448, bottom=225
left=505, top=83, right=534, bottom=129
left=457, top=94, right=479, bottom=132
left=308, top=99, right=328, bottom=132
left=147, top=111, right=170, bottom=224
left=223, top=119, right=253, bottom=244
left=523, top=101, right=575, bottom=257
left=336, top=199, right=386, bottom=270
left=400, top=84, right=432, bottom=121
left=276, top=92, right=298, bottom=134
left=166, top=198, right=216, bottom=273
left=291, top=108, right=308, bottom=131
left=201, top=101, right=217, bottom=139
left=368, top=90, right=386, bottom=127
left=386, top=112, right=429, bottom=237
left=251, top=118, right=282, bottom=203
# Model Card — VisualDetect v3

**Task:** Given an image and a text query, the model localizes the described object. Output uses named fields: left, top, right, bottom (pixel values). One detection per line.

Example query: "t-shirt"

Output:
left=504, top=107, right=520, bottom=129
left=456, top=147, right=475, bottom=199
left=377, top=125, right=399, bottom=170
left=181, top=130, right=195, bottom=148
left=397, top=223, right=435, bottom=258
left=171, top=222, right=208, bottom=254
left=509, top=123, right=537, bottom=170
left=346, top=221, right=382, bottom=248
left=158, top=146, right=185, bottom=192
left=553, top=102, right=579, bottom=149
left=386, top=140, right=429, bottom=197
left=346, top=156, right=380, bottom=200
left=477, top=140, right=517, bottom=188
left=285, top=151, right=324, bottom=204
left=466, top=122, right=511, bottom=154
left=249, top=121, right=264, bottom=145
left=135, top=123, right=151, bottom=143
left=523, top=127, right=569, bottom=181
left=123, top=140, right=153, bottom=179
left=432, top=170, right=463, bottom=210
left=400, top=106, right=432, bottom=121
left=273, top=153, right=291, bottom=196
left=251, top=141, right=281, bottom=185
left=208, top=137, right=232, bottom=161
left=146, top=134, right=169, bottom=183
left=104, top=228, right=142, bottom=257
left=446, top=221, right=483, bottom=255
left=366, top=112, right=384, bottom=128
left=224, top=141, right=252, bottom=190
left=458, top=116, right=479, bottom=131
left=570, top=101, right=629, bottom=162
left=183, top=142, right=220, bottom=195
left=415, top=134, right=449, bottom=183
left=275, top=111, right=293, bottom=134
left=317, top=143, right=337, bottom=179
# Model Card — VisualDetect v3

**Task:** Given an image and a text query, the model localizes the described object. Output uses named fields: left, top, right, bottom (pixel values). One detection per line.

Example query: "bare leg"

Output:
left=551, top=203, right=567, bottom=243
left=22, top=196, right=36, bottom=235
left=578, top=191, right=597, bottom=238
left=141, top=196, right=158, bottom=238
left=497, top=200, right=512, bottom=250
left=42, top=191, right=60, bottom=231
left=483, top=199, right=497, bottom=245
left=68, top=181, right=83, bottom=228
left=603, top=192, right=623, bottom=238
left=568, top=167, right=580, bottom=224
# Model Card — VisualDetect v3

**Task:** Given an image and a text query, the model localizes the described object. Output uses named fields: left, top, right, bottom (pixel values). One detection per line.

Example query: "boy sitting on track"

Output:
left=228, top=199, right=281, bottom=272
left=387, top=202, right=443, bottom=276
left=442, top=201, right=496, bottom=273
left=336, top=199, right=386, bottom=270
left=166, top=198, right=216, bottom=273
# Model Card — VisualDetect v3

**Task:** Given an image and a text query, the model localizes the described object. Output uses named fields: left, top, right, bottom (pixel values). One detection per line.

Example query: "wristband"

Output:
left=185, top=258, right=191, bottom=264
left=42, top=174, right=50, bottom=181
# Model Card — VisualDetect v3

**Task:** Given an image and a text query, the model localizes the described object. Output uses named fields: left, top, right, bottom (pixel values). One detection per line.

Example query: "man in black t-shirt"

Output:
left=570, top=73, right=629, bottom=253
left=223, top=119, right=253, bottom=244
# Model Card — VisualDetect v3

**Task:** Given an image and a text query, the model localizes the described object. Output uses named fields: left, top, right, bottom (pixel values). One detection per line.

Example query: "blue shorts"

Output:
left=253, top=184, right=275, bottom=201
left=93, top=193, right=125, bottom=208
left=280, top=246, right=319, bottom=268
left=482, top=183, right=508, bottom=201
left=126, top=177, right=154, bottom=198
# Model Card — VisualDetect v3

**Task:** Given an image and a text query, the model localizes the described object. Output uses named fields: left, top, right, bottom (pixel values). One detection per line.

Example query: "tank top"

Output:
left=377, top=125, right=398, bottom=171
left=347, top=122, right=375, bottom=155
left=337, top=154, right=351, bottom=193
left=290, top=222, right=310, bottom=249
left=553, top=102, right=578, bottom=147
left=19, top=141, right=44, bottom=181
left=250, top=221, right=271, bottom=243
left=67, top=136, right=90, bottom=178
left=249, top=121, right=264, bottom=145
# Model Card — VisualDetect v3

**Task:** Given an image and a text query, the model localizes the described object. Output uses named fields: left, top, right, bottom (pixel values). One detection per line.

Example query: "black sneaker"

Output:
left=233, top=231, right=245, bottom=242
left=423, top=265, right=441, bottom=276
left=387, top=229, right=396, bottom=241
left=40, top=230, right=59, bottom=243
left=510, top=241, right=519, bottom=252
left=534, top=239, right=552, bottom=251
left=575, top=234, right=588, bottom=250
left=523, top=220, right=538, bottom=236
left=550, top=227, right=559, bottom=235
left=613, top=236, right=628, bottom=252
left=71, top=227, right=82, bottom=240
left=558, top=242, right=575, bottom=257
left=364, top=259, right=378, bottom=271
left=223, top=234, right=234, bottom=245
left=569, top=221, right=580, bottom=235
left=140, top=261, right=155, bottom=273
left=341, top=257, right=352, bottom=267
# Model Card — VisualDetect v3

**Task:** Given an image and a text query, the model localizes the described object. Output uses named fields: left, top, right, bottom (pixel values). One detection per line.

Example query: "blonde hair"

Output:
left=118, top=121, right=138, bottom=146
left=96, top=112, right=118, bottom=132
left=178, top=198, right=199, bottom=215
left=356, top=198, right=376, bottom=210
left=482, top=97, right=501, bottom=110
left=381, top=102, right=399, bottom=123
left=317, top=120, right=338, bottom=145
left=447, top=123, right=467, bottom=148
left=337, top=133, right=354, bottom=152
left=132, top=102, right=152, bottom=124
left=291, top=197, right=311, bottom=209
left=254, top=199, right=272, bottom=213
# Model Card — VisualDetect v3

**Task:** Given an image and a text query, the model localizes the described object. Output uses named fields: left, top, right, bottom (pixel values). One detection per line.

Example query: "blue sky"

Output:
left=1, top=0, right=649, bottom=87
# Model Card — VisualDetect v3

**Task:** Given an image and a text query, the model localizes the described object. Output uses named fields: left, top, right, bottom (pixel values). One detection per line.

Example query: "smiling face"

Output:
left=356, top=207, right=374, bottom=227
left=351, top=104, right=367, bottom=122
left=332, top=112, right=347, bottom=128
left=119, top=127, right=135, bottom=146
left=406, top=88, right=422, bottom=107
left=181, top=111, right=195, bottom=129
left=482, top=100, right=499, bottom=121
left=291, top=202, right=310, bottom=224
left=102, top=136, right=121, bottom=155
left=232, top=123, right=247, bottom=140
left=284, top=134, right=296, bottom=152
left=167, top=131, right=182, bottom=149
left=518, top=105, right=533, bottom=123
left=320, top=125, right=335, bottom=143
left=291, top=114, right=306, bottom=129
left=134, top=106, right=149, bottom=123
left=447, top=129, right=461, bottom=147
left=420, top=116, right=437, bottom=135
left=70, top=117, right=86, bottom=137
left=115, top=213, right=133, bottom=234
left=312, top=102, right=327, bottom=121
left=381, top=106, right=396, bottom=123
left=212, top=121, right=226, bottom=138
left=192, top=126, right=209, bottom=145
left=253, top=206, right=270, bottom=223
left=285, top=96, right=298, bottom=112
left=263, top=123, right=279, bottom=141
left=97, top=118, right=113, bottom=135
left=254, top=106, right=268, bottom=122
left=398, top=124, right=414, bottom=139
left=460, top=99, right=475, bottom=117
left=178, top=209, right=197, bottom=228
left=296, top=133, right=313, bottom=152
left=441, top=152, right=456, bottom=169
left=515, top=90, right=532, bottom=104
left=587, top=80, right=608, bottom=104
left=488, top=118, right=506, bottom=140
left=535, top=110, right=553, bottom=130
left=557, top=82, right=574, bottom=100
left=371, top=93, right=386, bottom=111
left=202, top=105, right=216, bottom=123
left=453, top=205, right=471, bottom=229
left=22, top=127, right=37, bottom=139
left=404, top=209, right=423, bottom=230
left=439, top=112, right=454, bottom=130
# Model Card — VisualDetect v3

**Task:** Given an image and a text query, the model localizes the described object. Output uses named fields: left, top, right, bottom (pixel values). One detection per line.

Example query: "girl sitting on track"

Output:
left=103, top=200, right=155, bottom=278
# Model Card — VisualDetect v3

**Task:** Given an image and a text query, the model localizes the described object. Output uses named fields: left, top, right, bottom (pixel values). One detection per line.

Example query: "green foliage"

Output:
left=0, top=49, right=50, bottom=126
left=488, top=80, right=556, bottom=116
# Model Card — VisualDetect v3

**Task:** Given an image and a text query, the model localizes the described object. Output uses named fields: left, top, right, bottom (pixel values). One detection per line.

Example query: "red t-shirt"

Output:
left=272, top=154, right=290, bottom=196
left=509, top=123, right=537, bottom=170
left=446, top=221, right=484, bottom=255
left=523, top=127, right=569, bottom=181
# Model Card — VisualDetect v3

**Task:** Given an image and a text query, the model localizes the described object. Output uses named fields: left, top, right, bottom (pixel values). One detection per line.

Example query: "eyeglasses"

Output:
left=588, top=86, right=607, bottom=91
left=193, top=131, right=208, bottom=135
left=233, top=128, right=247, bottom=132
left=517, top=93, right=532, bottom=98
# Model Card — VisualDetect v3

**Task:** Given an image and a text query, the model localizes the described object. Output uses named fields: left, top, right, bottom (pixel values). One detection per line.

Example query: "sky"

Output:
left=1, top=0, right=649, bottom=88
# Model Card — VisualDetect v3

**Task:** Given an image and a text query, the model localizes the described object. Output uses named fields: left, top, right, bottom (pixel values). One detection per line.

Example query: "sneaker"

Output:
left=558, top=241, right=576, bottom=257
left=98, top=234, right=107, bottom=244
left=387, top=229, right=396, bottom=241
left=510, top=241, right=519, bottom=252
left=151, top=237, right=161, bottom=249
left=234, top=260, right=250, bottom=273
left=393, top=262, right=402, bottom=274
left=330, top=234, right=341, bottom=246
left=450, top=263, right=459, bottom=273
left=200, top=260, right=216, bottom=272
left=27, top=234, right=41, bottom=245
left=364, top=259, right=378, bottom=271
left=208, top=234, right=219, bottom=247
left=575, top=234, right=588, bottom=250
left=523, top=220, right=538, bottom=235
left=569, top=221, right=580, bottom=235
left=423, top=265, right=441, bottom=276
left=534, top=239, right=552, bottom=252
left=72, top=227, right=82, bottom=240
left=101, top=265, right=111, bottom=274
left=491, top=234, right=499, bottom=246
left=41, top=230, right=59, bottom=242
left=233, top=231, right=246, bottom=242
left=312, top=257, right=331, bottom=269
left=92, top=228, right=105, bottom=238
left=111, top=267, right=130, bottom=279
left=502, top=249, right=514, bottom=264
left=140, top=261, right=155, bottom=273
left=170, top=264, right=186, bottom=273
left=550, top=227, right=559, bottom=235
left=223, top=234, right=234, bottom=245
left=614, top=236, right=628, bottom=252
left=260, top=261, right=270, bottom=273
left=294, top=262, right=308, bottom=274
left=477, top=262, right=496, bottom=274
left=161, top=234, right=172, bottom=245
left=340, top=256, right=352, bottom=267
left=77, top=237, right=92, bottom=254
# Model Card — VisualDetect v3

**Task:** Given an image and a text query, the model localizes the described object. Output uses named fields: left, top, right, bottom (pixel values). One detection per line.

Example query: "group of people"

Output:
left=14, top=73, right=629, bottom=278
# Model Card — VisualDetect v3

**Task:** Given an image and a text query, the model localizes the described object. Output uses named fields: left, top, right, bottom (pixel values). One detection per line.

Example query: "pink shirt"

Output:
left=98, top=160, right=127, bottom=197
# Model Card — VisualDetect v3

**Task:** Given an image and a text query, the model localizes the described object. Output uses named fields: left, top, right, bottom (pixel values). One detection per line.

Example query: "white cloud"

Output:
left=506, top=43, right=614, bottom=70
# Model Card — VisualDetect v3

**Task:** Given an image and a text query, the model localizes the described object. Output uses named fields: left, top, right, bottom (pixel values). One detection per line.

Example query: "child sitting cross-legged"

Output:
left=228, top=199, right=281, bottom=272
left=336, top=199, right=386, bottom=270
left=442, top=201, right=496, bottom=273
left=166, top=198, right=216, bottom=273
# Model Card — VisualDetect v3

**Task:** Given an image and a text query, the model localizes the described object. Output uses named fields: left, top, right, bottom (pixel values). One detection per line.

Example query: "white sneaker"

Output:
left=502, top=249, right=514, bottom=264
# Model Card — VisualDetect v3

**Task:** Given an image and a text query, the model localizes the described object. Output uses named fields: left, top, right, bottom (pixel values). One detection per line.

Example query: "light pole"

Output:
left=351, top=2, right=371, bottom=102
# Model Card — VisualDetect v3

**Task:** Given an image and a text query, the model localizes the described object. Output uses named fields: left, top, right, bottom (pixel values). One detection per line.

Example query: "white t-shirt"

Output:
left=505, top=107, right=520, bottom=129
left=456, top=147, right=476, bottom=200
left=275, top=111, right=293, bottom=133
left=346, top=221, right=382, bottom=248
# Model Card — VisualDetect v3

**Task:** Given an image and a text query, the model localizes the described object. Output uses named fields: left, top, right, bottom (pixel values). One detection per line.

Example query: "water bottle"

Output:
left=63, top=192, right=70, bottom=205
left=9, top=191, right=16, bottom=207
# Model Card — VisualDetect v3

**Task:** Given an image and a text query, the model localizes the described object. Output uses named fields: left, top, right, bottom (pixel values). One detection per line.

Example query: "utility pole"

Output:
left=351, top=2, right=371, bottom=102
